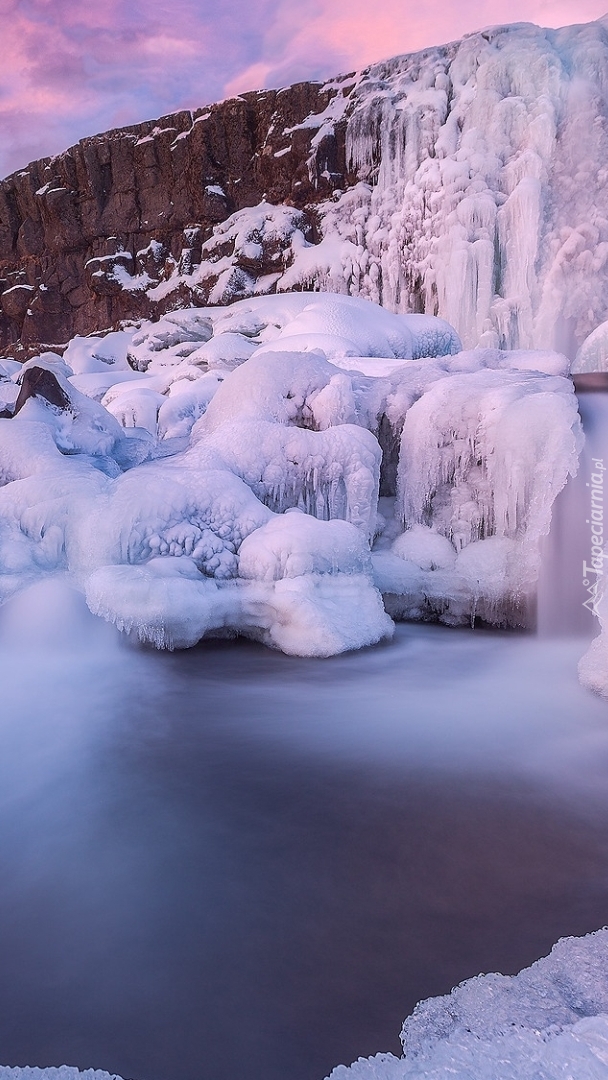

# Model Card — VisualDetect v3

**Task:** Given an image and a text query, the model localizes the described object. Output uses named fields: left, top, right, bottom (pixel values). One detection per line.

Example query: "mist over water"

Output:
left=0, top=582, right=608, bottom=1080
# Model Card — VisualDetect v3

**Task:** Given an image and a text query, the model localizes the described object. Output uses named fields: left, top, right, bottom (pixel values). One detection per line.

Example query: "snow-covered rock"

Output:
left=9, top=18, right=608, bottom=357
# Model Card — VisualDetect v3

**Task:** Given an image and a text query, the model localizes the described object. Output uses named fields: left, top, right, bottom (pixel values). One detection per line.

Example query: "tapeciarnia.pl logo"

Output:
left=583, top=458, right=606, bottom=618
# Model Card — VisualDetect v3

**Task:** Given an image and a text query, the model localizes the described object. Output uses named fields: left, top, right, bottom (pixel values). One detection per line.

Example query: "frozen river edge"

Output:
left=2, top=928, right=607, bottom=1080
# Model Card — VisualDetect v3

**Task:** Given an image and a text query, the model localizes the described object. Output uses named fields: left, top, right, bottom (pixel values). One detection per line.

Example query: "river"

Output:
left=0, top=582, right=607, bottom=1080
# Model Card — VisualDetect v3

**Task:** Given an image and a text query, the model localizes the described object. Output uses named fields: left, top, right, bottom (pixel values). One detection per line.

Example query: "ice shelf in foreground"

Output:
left=327, top=928, right=608, bottom=1079
left=0, top=293, right=581, bottom=655
left=2, top=931, right=608, bottom=1080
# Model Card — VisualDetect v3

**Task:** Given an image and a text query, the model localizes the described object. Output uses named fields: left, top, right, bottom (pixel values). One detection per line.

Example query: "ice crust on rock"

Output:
left=326, top=929, right=608, bottom=1080
left=0, top=293, right=581, bottom=653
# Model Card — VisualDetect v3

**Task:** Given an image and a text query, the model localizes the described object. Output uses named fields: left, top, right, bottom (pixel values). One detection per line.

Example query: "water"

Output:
left=1, top=583, right=608, bottom=1080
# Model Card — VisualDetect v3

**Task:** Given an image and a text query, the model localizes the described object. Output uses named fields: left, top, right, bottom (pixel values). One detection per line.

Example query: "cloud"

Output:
left=1, top=0, right=608, bottom=177
left=0, top=0, right=263, bottom=173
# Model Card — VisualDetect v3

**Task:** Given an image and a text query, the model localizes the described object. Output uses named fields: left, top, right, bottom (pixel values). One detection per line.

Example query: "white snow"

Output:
left=148, top=203, right=311, bottom=306
left=63, top=331, right=134, bottom=375
left=2, top=284, right=34, bottom=296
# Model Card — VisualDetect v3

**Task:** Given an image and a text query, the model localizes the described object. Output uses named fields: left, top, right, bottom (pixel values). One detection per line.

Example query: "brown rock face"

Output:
left=0, top=79, right=353, bottom=357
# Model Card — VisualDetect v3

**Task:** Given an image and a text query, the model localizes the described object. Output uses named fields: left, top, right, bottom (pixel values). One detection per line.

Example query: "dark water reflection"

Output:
left=1, top=583, right=608, bottom=1080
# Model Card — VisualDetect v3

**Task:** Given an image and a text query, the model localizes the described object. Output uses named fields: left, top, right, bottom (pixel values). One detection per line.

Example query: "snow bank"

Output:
left=327, top=929, right=608, bottom=1080
left=0, top=293, right=580, bottom=652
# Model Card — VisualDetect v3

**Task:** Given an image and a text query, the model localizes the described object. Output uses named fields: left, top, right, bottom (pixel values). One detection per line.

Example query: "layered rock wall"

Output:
left=0, top=80, right=352, bottom=354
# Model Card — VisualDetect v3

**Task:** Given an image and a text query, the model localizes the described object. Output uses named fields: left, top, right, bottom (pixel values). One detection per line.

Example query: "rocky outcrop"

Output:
left=0, top=79, right=354, bottom=356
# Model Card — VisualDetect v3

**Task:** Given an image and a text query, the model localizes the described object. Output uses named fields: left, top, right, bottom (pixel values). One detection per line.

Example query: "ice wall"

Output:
left=322, top=18, right=608, bottom=354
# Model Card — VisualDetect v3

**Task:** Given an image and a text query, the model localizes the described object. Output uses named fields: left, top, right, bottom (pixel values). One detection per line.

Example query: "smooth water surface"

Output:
left=1, top=583, right=608, bottom=1080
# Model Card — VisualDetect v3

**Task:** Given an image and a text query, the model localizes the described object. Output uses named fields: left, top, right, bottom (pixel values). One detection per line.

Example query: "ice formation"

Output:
left=85, top=18, right=608, bottom=362
left=0, top=1072, right=122, bottom=1080
left=326, top=929, right=608, bottom=1079
left=0, top=292, right=581, bottom=654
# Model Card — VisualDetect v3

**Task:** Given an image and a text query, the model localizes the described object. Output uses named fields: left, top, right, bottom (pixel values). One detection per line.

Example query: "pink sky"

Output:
left=1, top=0, right=608, bottom=177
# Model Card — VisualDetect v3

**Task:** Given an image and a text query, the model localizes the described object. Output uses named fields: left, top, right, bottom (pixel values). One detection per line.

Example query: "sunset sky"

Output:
left=2, top=0, right=608, bottom=177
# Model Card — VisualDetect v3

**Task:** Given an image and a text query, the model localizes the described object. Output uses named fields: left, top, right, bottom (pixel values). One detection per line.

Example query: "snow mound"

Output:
left=327, top=929, right=608, bottom=1080
left=120, top=293, right=462, bottom=377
